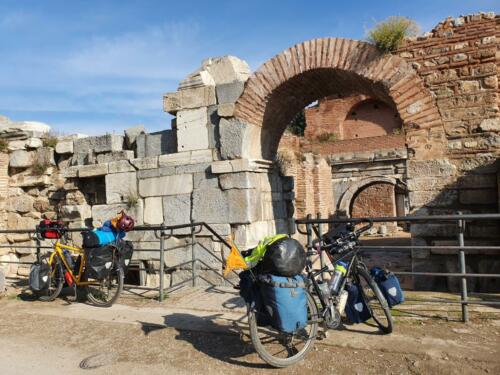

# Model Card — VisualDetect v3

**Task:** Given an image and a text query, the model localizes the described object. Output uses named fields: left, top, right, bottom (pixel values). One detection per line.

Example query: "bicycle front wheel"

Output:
left=248, top=291, right=318, bottom=368
left=85, top=265, right=124, bottom=307
left=356, top=266, right=393, bottom=334
left=36, top=254, right=64, bottom=302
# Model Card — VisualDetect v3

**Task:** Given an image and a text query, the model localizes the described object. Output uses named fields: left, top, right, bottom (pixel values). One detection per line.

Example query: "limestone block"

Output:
left=163, top=194, right=191, bottom=226
left=10, top=174, right=50, bottom=187
left=92, top=200, right=144, bottom=227
left=74, top=134, right=123, bottom=154
left=135, top=130, right=177, bottom=158
left=217, top=103, right=235, bottom=117
left=26, top=138, right=43, bottom=149
left=138, top=174, right=193, bottom=197
left=77, top=163, right=108, bottom=178
left=163, top=91, right=181, bottom=114
left=459, top=189, right=497, bottom=205
left=479, top=118, right=500, bottom=132
left=60, top=204, right=92, bottom=220
left=175, top=162, right=211, bottom=175
left=158, top=150, right=212, bottom=167
left=192, top=188, right=229, bottom=223
left=70, top=151, right=96, bottom=166
left=105, top=171, right=137, bottom=204
left=219, top=172, right=260, bottom=190
left=96, top=151, right=134, bottom=164
left=61, top=166, right=79, bottom=178
left=7, top=195, right=34, bottom=213
left=407, top=160, right=456, bottom=178
left=130, top=156, right=158, bottom=170
left=9, top=150, right=34, bottom=168
left=178, top=85, right=216, bottom=109
left=204, top=56, right=250, bottom=85
left=193, top=171, right=219, bottom=189
left=124, top=124, right=146, bottom=147
left=233, top=221, right=271, bottom=249
left=406, top=177, right=455, bottom=191
left=7, top=140, right=27, bottom=151
left=408, top=190, right=458, bottom=208
left=176, top=108, right=210, bottom=152
left=107, top=160, right=136, bottom=174
left=179, top=68, right=215, bottom=90
left=411, top=223, right=457, bottom=238
left=219, top=118, right=261, bottom=160
left=144, top=197, right=164, bottom=225
left=211, top=160, right=233, bottom=174
left=55, top=139, right=74, bottom=154
left=36, top=147, right=56, bottom=166
left=215, top=81, right=245, bottom=104
left=228, top=189, right=261, bottom=224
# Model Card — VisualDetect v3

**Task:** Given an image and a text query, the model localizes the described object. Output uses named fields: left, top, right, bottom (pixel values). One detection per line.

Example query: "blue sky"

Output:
left=0, top=0, right=498, bottom=135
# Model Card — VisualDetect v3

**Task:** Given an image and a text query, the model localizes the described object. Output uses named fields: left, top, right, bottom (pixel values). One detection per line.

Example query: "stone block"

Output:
left=36, top=147, right=56, bottom=166
left=407, top=160, right=456, bottom=178
left=163, top=194, right=191, bottom=226
left=55, top=139, right=74, bottom=154
left=92, top=200, right=144, bottom=227
left=228, top=189, right=261, bottom=224
left=459, top=189, right=497, bottom=205
left=136, top=130, right=177, bottom=158
left=219, top=172, right=260, bottom=190
left=192, top=188, right=229, bottom=223
left=9, top=150, right=34, bottom=168
left=163, top=91, right=181, bottom=114
left=74, top=134, right=124, bottom=154
left=124, top=124, right=145, bottom=147
left=207, top=105, right=219, bottom=149
left=205, top=56, right=250, bottom=85
left=479, top=118, right=500, bottom=132
left=219, top=118, right=245, bottom=160
left=26, top=137, right=43, bottom=149
left=61, top=166, right=79, bottom=178
left=411, top=223, right=457, bottom=238
left=407, top=177, right=455, bottom=191
left=60, top=204, right=92, bottom=220
left=77, top=163, right=108, bottom=178
left=0, top=268, right=5, bottom=294
left=96, top=151, right=134, bottom=164
left=159, top=166, right=176, bottom=176
left=7, top=195, right=34, bottom=213
left=105, top=171, right=137, bottom=204
left=216, top=81, right=245, bottom=104
left=107, top=160, right=136, bottom=174
left=176, top=108, right=210, bottom=151
left=233, top=221, right=271, bottom=249
left=178, top=85, right=216, bottom=109
left=70, top=151, right=96, bottom=166
left=158, top=149, right=212, bottom=167
left=211, top=160, right=233, bottom=174
left=8, top=140, right=27, bottom=151
left=175, top=162, right=211, bottom=174
left=193, top=171, right=219, bottom=189
left=409, top=190, right=458, bottom=208
left=130, top=156, right=158, bottom=170
left=144, top=197, right=164, bottom=225
left=138, top=169, right=159, bottom=179
left=138, top=174, right=193, bottom=197
left=217, top=103, right=235, bottom=117
left=10, top=174, right=50, bottom=187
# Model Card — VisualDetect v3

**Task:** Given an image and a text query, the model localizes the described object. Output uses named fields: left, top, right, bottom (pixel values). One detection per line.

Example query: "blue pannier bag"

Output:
left=345, top=282, right=372, bottom=323
left=370, top=267, right=404, bottom=308
left=256, top=274, right=308, bottom=333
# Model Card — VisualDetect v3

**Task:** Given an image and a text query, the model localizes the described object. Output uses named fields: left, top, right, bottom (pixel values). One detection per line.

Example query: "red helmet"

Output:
left=116, top=211, right=135, bottom=232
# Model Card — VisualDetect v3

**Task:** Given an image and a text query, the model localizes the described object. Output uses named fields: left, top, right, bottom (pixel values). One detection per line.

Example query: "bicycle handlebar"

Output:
left=320, top=220, right=373, bottom=255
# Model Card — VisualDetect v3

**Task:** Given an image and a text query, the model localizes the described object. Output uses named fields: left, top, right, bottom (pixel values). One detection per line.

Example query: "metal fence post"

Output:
left=159, top=227, right=165, bottom=302
left=457, top=212, right=469, bottom=323
left=317, top=213, right=325, bottom=281
left=191, top=224, right=197, bottom=287
left=35, top=237, right=41, bottom=263
left=306, top=214, right=313, bottom=250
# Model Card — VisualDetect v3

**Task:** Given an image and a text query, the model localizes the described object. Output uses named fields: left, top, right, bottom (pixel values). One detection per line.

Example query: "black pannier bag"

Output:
left=82, top=231, right=100, bottom=248
left=345, top=283, right=372, bottom=324
left=85, top=245, right=114, bottom=279
left=370, top=267, right=404, bottom=308
left=117, top=240, right=133, bottom=273
left=257, top=237, right=306, bottom=277
left=29, top=263, right=51, bottom=291
left=37, top=219, right=65, bottom=239
left=239, top=270, right=272, bottom=327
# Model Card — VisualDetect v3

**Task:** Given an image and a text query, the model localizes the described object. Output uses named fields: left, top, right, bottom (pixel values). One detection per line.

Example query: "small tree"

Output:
left=367, top=16, right=419, bottom=52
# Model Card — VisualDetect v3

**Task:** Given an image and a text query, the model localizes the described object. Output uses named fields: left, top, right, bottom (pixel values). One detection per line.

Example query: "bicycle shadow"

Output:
left=138, top=313, right=270, bottom=369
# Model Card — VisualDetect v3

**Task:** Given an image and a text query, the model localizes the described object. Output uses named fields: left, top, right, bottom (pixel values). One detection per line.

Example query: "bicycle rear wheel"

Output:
left=85, top=264, right=124, bottom=307
left=248, top=291, right=318, bottom=368
left=356, top=266, right=393, bottom=334
left=36, top=254, right=64, bottom=302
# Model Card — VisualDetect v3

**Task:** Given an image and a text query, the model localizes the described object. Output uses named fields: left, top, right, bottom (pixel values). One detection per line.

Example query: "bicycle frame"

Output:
left=49, top=241, right=95, bottom=286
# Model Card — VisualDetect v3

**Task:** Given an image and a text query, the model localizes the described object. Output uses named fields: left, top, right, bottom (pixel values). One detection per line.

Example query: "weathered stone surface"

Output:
left=216, top=81, right=245, bottom=104
left=459, top=189, right=497, bottom=204
left=77, top=163, right=108, bottom=178
left=7, top=195, right=34, bottom=213
left=26, top=137, right=43, bottom=149
left=92, top=200, right=144, bottom=227
left=0, top=268, right=5, bottom=294
left=130, top=156, right=158, bottom=170
left=407, top=177, right=455, bottom=191
left=55, top=139, right=74, bottom=154
left=407, top=160, right=456, bottom=178
left=10, top=174, right=50, bottom=187
left=163, top=91, right=181, bottom=114
left=139, top=174, right=193, bottom=197
left=204, top=56, right=250, bottom=85
left=175, top=162, right=211, bottom=175
left=179, top=68, right=215, bottom=89
left=233, top=221, right=271, bottom=249
left=192, top=188, right=229, bottom=223
left=107, top=160, right=136, bottom=174
left=124, top=124, right=145, bottom=147
left=207, top=105, right=219, bottom=149
left=36, top=147, right=56, bottom=166
left=219, top=172, right=260, bottom=190
left=228, top=189, right=261, bottom=224
left=479, top=118, right=500, bottom=132
left=74, top=134, right=123, bottom=154
left=176, top=108, right=209, bottom=151
left=409, top=190, right=458, bottom=208
left=7, top=140, right=27, bottom=151
left=178, top=85, right=216, bottom=109
left=96, top=151, right=134, bottom=164
left=158, top=150, right=212, bottom=167
left=9, top=150, right=34, bottom=168
left=218, top=118, right=260, bottom=160
left=135, top=130, right=177, bottom=158
left=217, top=103, right=235, bottom=117
left=60, top=204, right=92, bottom=220
left=105, top=171, right=137, bottom=204
left=193, top=171, right=219, bottom=189
left=411, top=223, right=457, bottom=238
left=70, top=151, right=96, bottom=166
left=163, top=194, right=191, bottom=226
left=144, top=197, right=164, bottom=225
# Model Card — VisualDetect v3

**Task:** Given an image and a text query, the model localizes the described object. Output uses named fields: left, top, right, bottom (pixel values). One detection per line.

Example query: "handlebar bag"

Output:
left=257, top=274, right=308, bottom=333
left=29, top=262, right=50, bottom=291
left=370, top=267, right=404, bottom=308
left=38, top=219, right=65, bottom=239
left=85, top=245, right=115, bottom=279
left=345, top=282, right=372, bottom=324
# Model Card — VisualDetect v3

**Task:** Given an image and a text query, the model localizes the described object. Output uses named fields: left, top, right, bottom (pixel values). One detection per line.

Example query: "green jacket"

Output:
left=244, top=234, right=288, bottom=268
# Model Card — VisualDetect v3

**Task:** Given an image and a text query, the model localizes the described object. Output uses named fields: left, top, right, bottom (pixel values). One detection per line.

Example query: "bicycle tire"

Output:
left=85, top=264, right=124, bottom=307
left=36, top=254, right=64, bottom=302
left=249, top=291, right=318, bottom=368
left=356, top=266, right=393, bottom=334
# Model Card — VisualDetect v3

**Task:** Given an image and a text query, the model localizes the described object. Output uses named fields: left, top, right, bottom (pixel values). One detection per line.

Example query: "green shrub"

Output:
left=316, top=132, right=337, bottom=143
left=287, top=110, right=306, bottom=137
left=367, top=16, right=419, bottom=52
left=32, top=161, right=49, bottom=176
left=42, top=132, right=59, bottom=148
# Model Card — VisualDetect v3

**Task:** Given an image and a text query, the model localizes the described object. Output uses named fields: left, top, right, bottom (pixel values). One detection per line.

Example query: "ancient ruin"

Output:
left=0, top=12, right=498, bottom=290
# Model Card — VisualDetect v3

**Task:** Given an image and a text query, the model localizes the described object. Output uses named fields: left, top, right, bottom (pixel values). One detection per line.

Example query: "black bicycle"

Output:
left=247, top=221, right=393, bottom=367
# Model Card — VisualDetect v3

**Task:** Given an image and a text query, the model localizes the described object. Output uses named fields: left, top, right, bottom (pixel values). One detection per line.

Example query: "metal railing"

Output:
left=296, top=212, right=500, bottom=323
left=0, top=222, right=234, bottom=302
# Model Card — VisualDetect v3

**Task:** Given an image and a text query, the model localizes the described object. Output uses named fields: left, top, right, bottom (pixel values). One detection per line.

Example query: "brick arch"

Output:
left=233, top=38, right=444, bottom=160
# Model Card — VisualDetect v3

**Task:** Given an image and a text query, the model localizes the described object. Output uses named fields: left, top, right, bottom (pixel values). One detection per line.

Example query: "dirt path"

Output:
left=0, top=291, right=499, bottom=375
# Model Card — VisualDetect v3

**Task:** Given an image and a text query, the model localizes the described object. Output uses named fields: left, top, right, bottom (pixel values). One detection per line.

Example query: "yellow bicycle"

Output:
left=35, top=227, right=124, bottom=307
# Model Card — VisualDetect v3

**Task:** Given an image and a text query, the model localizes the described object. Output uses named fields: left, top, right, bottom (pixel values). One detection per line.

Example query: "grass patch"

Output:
left=126, top=191, right=139, bottom=208
left=367, top=16, right=419, bottom=52
left=32, top=161, right=50, bottom=176
left=42, top=132, right=59, bottom=148
left=316, top=132, right=337, bottom=143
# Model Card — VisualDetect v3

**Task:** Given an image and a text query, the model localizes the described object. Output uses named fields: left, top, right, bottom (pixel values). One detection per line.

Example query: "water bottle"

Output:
left=63, top=249, right=74, bottom=269
left=328, top=260, right=348, bottom=294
